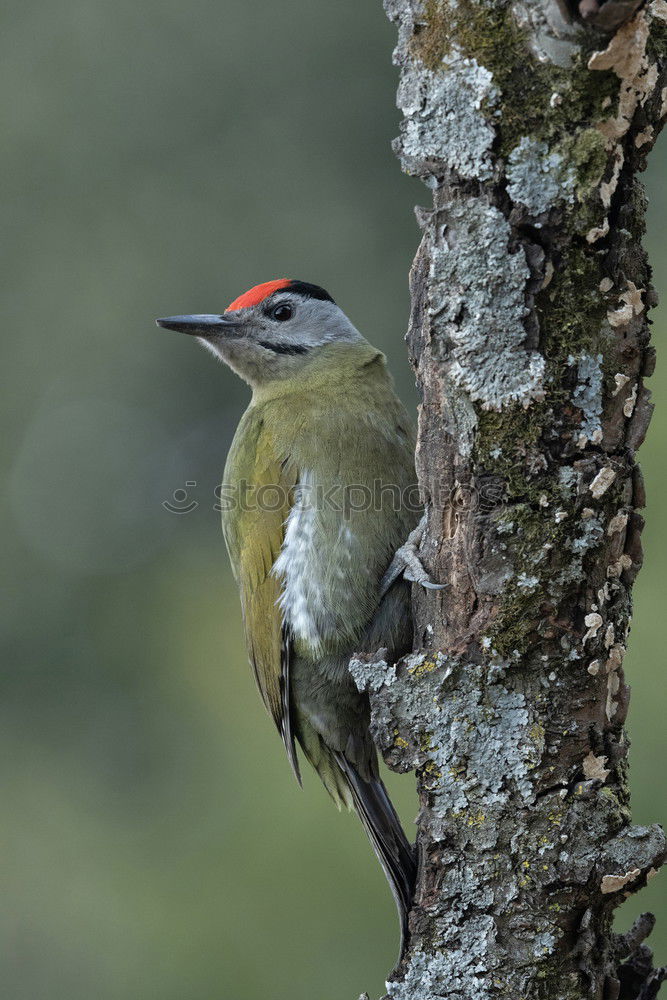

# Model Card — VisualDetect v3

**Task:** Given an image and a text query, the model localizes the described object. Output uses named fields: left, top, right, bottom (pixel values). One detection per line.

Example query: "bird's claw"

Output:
left=380, top=513, right=447, bottom=596
left=405, top=572, right=447, bottom=590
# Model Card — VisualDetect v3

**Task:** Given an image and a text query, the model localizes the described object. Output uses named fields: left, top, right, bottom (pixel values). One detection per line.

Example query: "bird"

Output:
left=157, top=278, right=436, bottom=955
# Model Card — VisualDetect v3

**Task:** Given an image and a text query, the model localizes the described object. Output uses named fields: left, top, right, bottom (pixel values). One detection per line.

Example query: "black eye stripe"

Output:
left=258, top=340, right=309, bottom=355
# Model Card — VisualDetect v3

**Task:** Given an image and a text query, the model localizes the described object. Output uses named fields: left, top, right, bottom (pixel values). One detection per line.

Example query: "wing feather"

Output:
left=222, top=409, right=301, bottom=781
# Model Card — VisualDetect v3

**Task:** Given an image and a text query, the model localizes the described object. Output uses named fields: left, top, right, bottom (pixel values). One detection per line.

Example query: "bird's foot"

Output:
left=380, top=514, right=446, bottom=597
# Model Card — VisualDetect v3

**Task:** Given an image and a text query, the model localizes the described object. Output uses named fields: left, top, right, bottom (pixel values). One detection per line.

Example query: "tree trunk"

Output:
left=353, top=0, right=667, bottom=996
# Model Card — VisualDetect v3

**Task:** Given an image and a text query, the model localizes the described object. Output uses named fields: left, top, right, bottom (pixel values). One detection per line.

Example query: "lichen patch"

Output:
left=397, top=56, right=498, bottom=180
left=613, top=373, right=630, bottom=396
left=623, top=384, right=638, bottom=418
left=349, top=653, right=397, bottom=693
left=584, top=612, right=603, bottom=643
left=589, top=467, right=617, bottom=499
left=601, top=867, right=641, bottom=893
left=583, top=751, right=610, bottom=782
left=607, top=511, right=628, bottom=536
left=572, top=353, right=603, bottom=446
left=506, top=136, right=573, bottom=215
left=429, top=198, right=545, bottom=410
left=588, top=12, right=651, bottom=84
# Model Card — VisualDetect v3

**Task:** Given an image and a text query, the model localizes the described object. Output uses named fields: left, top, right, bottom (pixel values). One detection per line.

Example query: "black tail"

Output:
left=334, top=752, right=416, bottom=958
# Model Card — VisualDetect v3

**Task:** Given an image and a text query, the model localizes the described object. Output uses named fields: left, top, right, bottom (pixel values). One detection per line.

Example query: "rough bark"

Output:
left=352, top=1, right=667, bottom=996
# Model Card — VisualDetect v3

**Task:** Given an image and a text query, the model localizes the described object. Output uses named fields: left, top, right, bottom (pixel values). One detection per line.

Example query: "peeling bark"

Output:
left=353, top=0, right=667, bottom=996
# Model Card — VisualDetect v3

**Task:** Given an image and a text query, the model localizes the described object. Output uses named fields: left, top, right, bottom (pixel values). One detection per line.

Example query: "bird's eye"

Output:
left=271, top=303, right=293, bottom=322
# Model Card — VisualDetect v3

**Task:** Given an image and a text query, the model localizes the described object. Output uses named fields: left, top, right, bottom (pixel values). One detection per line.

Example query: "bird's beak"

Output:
left=155, top=314, right=243, bottom=336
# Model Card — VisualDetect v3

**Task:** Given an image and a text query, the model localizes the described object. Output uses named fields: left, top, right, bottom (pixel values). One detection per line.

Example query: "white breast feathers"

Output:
left=272, top=471, right=357, bottom=651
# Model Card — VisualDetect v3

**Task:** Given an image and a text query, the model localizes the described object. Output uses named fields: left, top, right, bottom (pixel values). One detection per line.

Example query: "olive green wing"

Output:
left=221, top=410, right=301, bottom=782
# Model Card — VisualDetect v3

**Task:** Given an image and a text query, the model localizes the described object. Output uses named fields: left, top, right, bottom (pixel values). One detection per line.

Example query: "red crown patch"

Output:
left=225, top=279, right=292, bottom=312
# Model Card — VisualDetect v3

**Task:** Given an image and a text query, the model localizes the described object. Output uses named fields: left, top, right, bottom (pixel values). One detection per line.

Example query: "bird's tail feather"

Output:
left=334, top=751, right=416, bottom=957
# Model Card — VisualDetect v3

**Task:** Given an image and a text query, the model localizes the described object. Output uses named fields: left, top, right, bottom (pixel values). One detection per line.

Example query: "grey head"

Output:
left=156, top=279, right=364, bottom=386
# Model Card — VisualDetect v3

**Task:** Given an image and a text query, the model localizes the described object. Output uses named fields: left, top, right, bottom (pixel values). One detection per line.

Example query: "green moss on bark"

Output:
left=537, top=244, right=606, bottom=365
left=412, top=0, right=617, bottom=156
left=486, top=501, right=574, bottom=656
left=476, top=407, right=549, bottom=510
left=559, top=128, right=609, bottom=200
left=412, top=0, right=452, bottom=70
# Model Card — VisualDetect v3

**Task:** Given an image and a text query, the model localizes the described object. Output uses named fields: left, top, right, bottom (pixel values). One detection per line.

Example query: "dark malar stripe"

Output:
left=258, top=340, right=309, bottom=355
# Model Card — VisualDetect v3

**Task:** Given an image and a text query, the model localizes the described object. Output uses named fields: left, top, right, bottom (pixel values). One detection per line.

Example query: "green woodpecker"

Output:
left=157, top=279, right=437, bottom=952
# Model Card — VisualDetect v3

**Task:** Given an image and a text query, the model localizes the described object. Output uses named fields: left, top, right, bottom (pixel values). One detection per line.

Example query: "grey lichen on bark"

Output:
left=352, top=0, right=667, bottom=996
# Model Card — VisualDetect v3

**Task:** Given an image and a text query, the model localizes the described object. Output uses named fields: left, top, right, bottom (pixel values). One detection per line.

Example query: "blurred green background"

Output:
left=1, top=1, right=665, bottom=997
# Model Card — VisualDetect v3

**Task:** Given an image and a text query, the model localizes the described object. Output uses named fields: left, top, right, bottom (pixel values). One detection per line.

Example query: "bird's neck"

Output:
left=250, top=340, right=387, bottom=405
